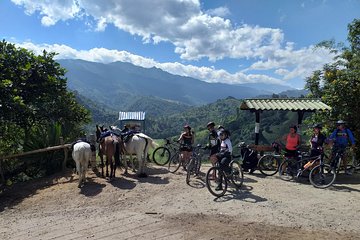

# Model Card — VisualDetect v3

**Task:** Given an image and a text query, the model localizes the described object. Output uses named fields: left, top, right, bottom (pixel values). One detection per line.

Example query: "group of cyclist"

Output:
left=176, top=119, right=356, bottom=182
left=177, top=121, right=234, bottom=189
left=281, top=120, right=356, bottom=174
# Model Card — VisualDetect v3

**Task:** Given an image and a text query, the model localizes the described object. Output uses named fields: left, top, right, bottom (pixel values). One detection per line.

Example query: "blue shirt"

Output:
left=329, top=128, right=355, bottom=147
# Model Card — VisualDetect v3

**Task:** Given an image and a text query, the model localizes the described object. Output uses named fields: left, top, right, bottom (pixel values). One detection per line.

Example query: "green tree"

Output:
left=0, top=40, right=90, bottom=154
left=305, top=19, right=360, bottom=154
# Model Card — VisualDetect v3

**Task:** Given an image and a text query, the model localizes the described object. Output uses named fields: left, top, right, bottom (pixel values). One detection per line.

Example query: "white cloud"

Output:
left=10, top=0, right=291, bottom=61
left=11, top=0, right=81, bottom=26
left=10, top=0, right=336, bottom=88
left=14, top=41, right=289, bottom=86
left=206, top=6, right=231, bottom=17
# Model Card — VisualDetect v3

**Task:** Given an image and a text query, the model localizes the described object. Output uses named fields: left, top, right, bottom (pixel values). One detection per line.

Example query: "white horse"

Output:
left=72, top=141, right=93, bottom=188
left=111, top=126, right=157, bottom=177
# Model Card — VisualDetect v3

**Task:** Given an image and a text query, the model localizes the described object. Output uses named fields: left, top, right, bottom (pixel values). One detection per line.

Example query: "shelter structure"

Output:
left=118, top=111, right=146, bottom=133
left=240, top=98, right=331, bottom=145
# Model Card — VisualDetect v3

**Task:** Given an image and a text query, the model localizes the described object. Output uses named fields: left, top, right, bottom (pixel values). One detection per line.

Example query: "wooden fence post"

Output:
left=60, top=137, right=68, bottom=170
left=89, top=134, right=98, bottom=172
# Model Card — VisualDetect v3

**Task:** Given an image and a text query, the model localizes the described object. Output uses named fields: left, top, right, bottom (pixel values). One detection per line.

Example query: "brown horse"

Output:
left=96, top=125, right=119, bottom=179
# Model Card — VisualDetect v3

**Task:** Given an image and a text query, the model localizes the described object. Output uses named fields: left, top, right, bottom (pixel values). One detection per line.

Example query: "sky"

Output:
left=1, top=0, right=360, bottom=89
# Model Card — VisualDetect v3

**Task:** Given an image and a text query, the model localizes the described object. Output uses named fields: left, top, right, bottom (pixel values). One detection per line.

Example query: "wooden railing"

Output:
left=0, top=135, right=97, bottom=185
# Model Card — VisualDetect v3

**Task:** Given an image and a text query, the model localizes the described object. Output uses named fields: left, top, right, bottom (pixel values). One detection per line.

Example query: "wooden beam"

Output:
left=0, top=144, right=71, bottom=161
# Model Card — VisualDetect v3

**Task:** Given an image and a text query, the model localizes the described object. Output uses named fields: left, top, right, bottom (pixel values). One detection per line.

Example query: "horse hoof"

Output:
left=137, top=173, right=148, bottom=178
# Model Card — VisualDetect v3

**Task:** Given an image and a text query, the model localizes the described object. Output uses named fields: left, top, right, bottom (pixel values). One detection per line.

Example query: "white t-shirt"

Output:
left=220, top=138, right=232, bottom=154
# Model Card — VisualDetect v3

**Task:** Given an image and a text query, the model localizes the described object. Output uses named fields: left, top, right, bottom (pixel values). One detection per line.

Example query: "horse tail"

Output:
left=140, top=138, right=147, bottom=156
left=136, top=133, right=158, bottom=149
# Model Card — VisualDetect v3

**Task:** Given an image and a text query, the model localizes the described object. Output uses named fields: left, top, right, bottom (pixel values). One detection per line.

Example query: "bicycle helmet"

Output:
left=238, top=142, right=247, bottom=148
left=217, top=125, right=224, bottom=130
left=336, top=120, right=345, bottom=125
left=219, top=129, right=231, bottom=137
left=312, top=123, right=322, bottom=129
left=207, top=121, right=215, bottom=128
left=183, top=124, right=191, bottom=130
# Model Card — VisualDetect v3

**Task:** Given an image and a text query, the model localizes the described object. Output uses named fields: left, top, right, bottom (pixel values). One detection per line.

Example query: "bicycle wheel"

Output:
left=258, top=155, right=279, bottom=176
left=309, top=164, right=336, bottom=188
left=230, top=160, right=244, bottom=188
left=186, top=159, right=195, bottom=184
left=152, top=147, right=171, bottom=166
left=278, top=159, right=295, bottom=181
left=168, top=153, right=181, bottom=173
left=205, top=166, right=227, bottom=197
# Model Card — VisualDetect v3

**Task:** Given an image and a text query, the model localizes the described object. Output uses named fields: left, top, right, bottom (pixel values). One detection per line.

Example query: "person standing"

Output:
left=281, top=125, right=301, bottom=159
left=215, top=129, right=233, bottom=191
left=206, top=122, right=220, bottom=165
left=329, top=120, right=356, bottom=174
left=177, top=125, right=194, bottom=166
left=309, top=123, right=327, bottom=157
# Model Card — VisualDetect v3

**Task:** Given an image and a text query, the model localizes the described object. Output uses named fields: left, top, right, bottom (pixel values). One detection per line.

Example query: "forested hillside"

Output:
left=81, top=94, right=304, bottom=147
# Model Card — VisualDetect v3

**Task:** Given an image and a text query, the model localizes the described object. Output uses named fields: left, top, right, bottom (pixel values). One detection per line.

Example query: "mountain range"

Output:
left=58, top=59, right=297, bottom=114
left=59, top=59, right=308, bottom=143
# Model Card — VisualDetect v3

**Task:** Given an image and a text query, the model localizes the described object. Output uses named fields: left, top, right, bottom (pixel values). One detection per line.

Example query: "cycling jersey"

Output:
left=220, top=138, right=232, bottom=154
left=329, top=128, right=355, bottom=147
left=208, top=130, right=220, bottom=155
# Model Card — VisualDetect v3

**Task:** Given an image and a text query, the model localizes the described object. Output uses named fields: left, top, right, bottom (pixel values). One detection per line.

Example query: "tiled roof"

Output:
left=240, top=98, right=331, bottom=111
left=118, top=111, right=146, bottom=120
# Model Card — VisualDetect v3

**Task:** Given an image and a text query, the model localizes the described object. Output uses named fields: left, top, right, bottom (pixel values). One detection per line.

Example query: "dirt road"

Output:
left=1, top=164, right=360, bottom=239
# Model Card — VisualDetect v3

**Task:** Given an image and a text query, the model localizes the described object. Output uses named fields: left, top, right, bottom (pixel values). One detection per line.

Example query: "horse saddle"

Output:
left=123, top=133, right=134, bottom=143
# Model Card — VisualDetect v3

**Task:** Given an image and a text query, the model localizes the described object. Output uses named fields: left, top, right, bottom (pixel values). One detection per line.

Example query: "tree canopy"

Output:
left=305, top=19, right=360, bottom=153
left=0, top=40, right=90, bottom=155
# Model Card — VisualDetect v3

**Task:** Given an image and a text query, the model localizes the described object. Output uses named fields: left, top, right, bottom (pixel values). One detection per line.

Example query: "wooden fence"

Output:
left=0, top=135, right=97, bottom=185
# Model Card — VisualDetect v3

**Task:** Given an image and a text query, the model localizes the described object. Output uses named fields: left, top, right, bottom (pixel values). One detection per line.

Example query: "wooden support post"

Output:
left=255, top=110, right=261, bottom=145
left=297, top=111, right=305, bottom=134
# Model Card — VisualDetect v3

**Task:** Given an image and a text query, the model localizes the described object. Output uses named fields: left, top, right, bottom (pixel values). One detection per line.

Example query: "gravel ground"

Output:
left=1, top=163, right=360, bottom=240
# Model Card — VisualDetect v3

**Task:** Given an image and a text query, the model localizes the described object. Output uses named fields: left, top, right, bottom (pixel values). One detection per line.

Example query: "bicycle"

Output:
left=167, top=143, right=195, bottom=173
left=152, top=138, right=180, bottom=166
left=205, top=157, right=244, bottom=197
left=309, top=152, right=337, bottom=188
left=347, top=149, right=360, bottom=174
left=257, top=142, right=283, bottom=176
left=186, top=144, right=203, bottom=184
left=279, top=151, right=324, bottom=182
left=309, top=147, right=357, bottom=188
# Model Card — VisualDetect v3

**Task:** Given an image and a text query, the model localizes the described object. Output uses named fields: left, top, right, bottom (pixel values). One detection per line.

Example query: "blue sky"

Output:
left=1, top=0, right=360, bottom=89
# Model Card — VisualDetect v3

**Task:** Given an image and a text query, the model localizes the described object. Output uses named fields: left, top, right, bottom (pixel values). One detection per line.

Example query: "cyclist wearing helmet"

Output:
left=177, top=125, right=194, bottom=166
left=217, top=125, right=225, bottom=137
left=329, top=120, right=355, bottom=174
left=206, top=122, right=221, bottom=165
left=309, top=123, right=327, bottom=157
left=215, top=129, right=233, bottom=190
